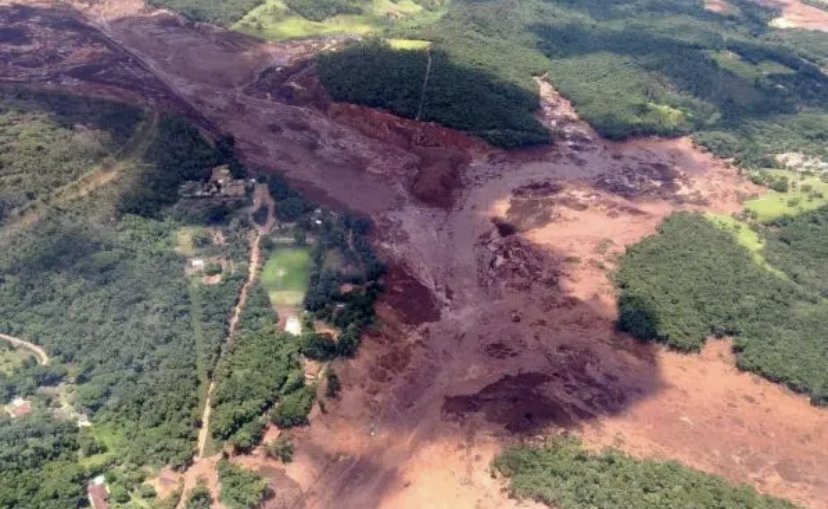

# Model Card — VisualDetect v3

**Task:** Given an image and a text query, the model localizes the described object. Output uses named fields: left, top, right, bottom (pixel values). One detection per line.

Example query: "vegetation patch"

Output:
left=745, top=170, right=828, bottom=222
left=762, top=205, right=828, bottom=298
left=0, top=87, right=142, bottom=225
left=261, top=246, right=312, bottom=306
left=616, top=212, right=828, bottom=404
left=387, top=37, right=431, bottom=50
left=314, top=0, right=828, bottom=158
left=0, top=413, right=86, bottom=509
left=232, top=0, right=445, bottom=40
left=147, top=0, right=265, bottom=25
left=707, top=49, right=795, bottom=81
left=704, top=213, right=783, bottom=276
left=218, top=460, right=269, bottom=509
left=494, top=437, right=799, bottom=509
left=209, top=286, right=309, bottom=449
left=0, top=344, right=35, bottom=376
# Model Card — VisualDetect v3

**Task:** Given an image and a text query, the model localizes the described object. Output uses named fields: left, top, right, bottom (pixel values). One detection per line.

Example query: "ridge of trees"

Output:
left=616, top=211, right=828, bottom=405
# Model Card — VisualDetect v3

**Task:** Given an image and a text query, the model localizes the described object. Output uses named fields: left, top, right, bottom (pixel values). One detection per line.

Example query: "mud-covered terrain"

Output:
left=2, top=2, right=827, bottom=508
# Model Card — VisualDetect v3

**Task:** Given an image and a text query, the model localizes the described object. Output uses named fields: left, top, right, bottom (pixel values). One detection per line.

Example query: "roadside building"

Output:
left=88, top=476, right=109, bottom=509
left=4, top=397, right=31, bottom=418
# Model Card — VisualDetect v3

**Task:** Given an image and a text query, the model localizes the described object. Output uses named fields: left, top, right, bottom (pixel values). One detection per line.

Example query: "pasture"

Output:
left=261, top=246, right=312, bottom=306
left=233, top=0, right=442, bottom=40
left=746, top=170, right=828, bottom=221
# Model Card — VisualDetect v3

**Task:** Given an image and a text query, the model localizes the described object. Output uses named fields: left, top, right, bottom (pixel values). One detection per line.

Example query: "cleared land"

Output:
left=745, top=170, right=828, bottom=221
left=232, top=0, right=445, bottom=40
left=261, top=247, right=312, bottom=306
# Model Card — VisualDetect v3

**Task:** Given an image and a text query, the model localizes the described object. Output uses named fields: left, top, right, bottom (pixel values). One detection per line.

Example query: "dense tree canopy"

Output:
left=494, top=438, right=799, bottom=509
left=0, top=413, right=86, bottom=509
left=218, top=460, right=269, bottom=509
left=616, top=212, right=828, bottom=404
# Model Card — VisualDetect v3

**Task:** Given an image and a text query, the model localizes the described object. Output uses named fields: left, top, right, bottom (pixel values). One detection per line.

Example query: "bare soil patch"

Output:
left=760, top=0, right=828, bottom=31
left=705, top=0, right=735, bottom=13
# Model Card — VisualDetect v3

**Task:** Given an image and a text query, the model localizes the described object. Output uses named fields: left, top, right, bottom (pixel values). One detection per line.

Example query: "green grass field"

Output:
left=387, top=38, right=431, bottom=50
left=746, top=170, right=828, bottom=221
left=260, top=247, right=312, bottom=306
left=232, top=0, right=444, bottom=40
left=707, top=50, right=795, bottom=81
left=704, top=213, right=785, bottom=277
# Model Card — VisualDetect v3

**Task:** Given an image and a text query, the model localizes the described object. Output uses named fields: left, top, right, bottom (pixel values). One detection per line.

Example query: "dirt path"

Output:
left=0, top=109, right=159, bottom=240
left=185, top=184, right=276, bottom=506
left=197, top=229, right=263, bottom=459
left=0, top=333, right=49, bottom=366
left=415, top=48, right=432, bottom=121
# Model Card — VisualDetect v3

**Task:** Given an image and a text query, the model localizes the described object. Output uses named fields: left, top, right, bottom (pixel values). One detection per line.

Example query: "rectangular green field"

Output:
left=260, top=246, right=311, bottom=306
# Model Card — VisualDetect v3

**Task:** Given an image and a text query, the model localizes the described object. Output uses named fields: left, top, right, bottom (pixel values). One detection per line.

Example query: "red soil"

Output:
left=5, top=3, right=827, bottom=508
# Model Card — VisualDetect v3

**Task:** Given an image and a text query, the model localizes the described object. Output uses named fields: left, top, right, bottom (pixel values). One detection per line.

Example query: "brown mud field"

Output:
left=762, top=0, right=828, bottom=32
left=3, top=2, right=828, bottom=508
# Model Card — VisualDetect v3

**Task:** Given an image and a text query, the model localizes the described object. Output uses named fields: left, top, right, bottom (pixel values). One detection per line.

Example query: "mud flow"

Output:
left=4, top=2, right=828, bottom=508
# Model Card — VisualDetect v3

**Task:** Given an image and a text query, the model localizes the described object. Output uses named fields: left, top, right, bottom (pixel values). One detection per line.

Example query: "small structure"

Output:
left=190, top=258, right=206, bottom=270
left=179, top=166, right=250, bottom=199
left=284, top=316, right=302, bottom=336
left=5, top=397, right=31, bottom=418
left=88, top=476, right=109, bottom=509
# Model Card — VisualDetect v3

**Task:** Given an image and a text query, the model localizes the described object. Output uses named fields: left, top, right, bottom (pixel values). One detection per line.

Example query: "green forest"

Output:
left=494, top=438, right=799, bottom=509
left=0, top=86, right=267, bottom=507
left=616, top=211, right=828, bottom=405
left=314, top=0, right=828, bottom=161
left=0, top=88, right=142, bottom=224
left=218, top=460, right=270, bottom=509
left=317, top=40, right=549, bottom=147
left=144, top=0, right=828, bottom=161
left=0, top=413, right=86, bottom=509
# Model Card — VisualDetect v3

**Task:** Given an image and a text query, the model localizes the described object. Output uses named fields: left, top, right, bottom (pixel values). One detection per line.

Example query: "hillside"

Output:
left=1, top=1, right=827, bottom=509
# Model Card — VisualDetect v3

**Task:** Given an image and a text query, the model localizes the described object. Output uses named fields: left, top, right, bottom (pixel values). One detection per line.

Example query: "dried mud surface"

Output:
left=3, top=2, right=828, bottom=508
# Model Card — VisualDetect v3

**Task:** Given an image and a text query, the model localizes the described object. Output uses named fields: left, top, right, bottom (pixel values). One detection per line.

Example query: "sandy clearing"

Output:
left=705, top=0, right=735, bottom=13
left=581, top=339, right=828, bottom=508
left=761, top=0, right=828, bottom=31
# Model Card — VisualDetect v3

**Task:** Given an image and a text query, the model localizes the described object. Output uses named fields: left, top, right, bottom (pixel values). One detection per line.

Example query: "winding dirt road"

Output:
left=0, top=333, right=49, bottom=366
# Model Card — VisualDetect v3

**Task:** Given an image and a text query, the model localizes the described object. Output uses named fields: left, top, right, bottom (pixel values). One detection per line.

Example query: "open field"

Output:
left=705, top=213, right=785, bottom=276
left=745, top=170, right=828, bottom=221
left=232, top=0, right=444, bottom=40
left=261, top=247, right=312, bottom=306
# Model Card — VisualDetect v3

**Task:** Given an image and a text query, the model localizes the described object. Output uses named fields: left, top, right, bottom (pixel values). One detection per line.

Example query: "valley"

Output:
left=0, top=1, right=827, bottom=508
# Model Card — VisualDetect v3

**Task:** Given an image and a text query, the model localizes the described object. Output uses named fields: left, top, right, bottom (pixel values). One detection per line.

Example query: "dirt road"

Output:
left=197, top=214, right=269, bottom=459
left=0, top=333, right=49, bottom=366
left=0, top=108, right=159, bottom=240
left=5, top=3, right=828, bottom=508
left=184, top=183, right=276, bottom=508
